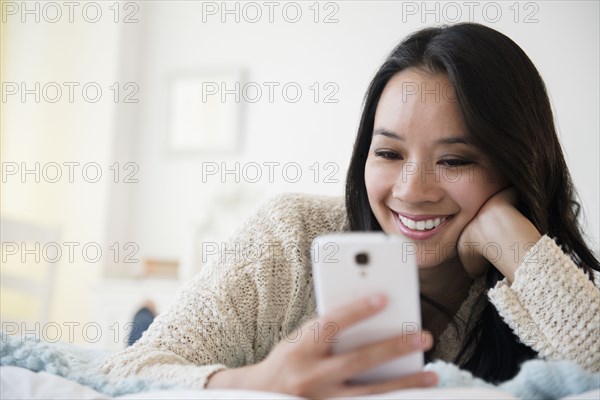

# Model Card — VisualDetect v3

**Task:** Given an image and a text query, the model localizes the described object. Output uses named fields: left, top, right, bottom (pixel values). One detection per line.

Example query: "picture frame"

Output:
left=167, top=69, right=244, bottom=154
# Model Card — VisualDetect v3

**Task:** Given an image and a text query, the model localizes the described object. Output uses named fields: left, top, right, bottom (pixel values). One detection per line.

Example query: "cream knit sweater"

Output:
left=100, top=193, right=600, bottom=388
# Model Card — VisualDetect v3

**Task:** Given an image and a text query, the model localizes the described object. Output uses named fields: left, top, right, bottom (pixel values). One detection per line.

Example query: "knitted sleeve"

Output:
left=488, top=235, right=600, bottom=372
left=99, top=193, right=315, bottom=389
left=101, top=195, right=302, bottom=389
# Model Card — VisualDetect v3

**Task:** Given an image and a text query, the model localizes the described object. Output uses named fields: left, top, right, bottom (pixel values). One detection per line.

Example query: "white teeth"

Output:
left=398, top=215, right=447, bottom=231
left=400, top=216, right=416, bottom=229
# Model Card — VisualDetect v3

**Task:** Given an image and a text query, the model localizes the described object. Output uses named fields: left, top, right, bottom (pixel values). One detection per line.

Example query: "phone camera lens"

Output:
left=355, top=252, right=369, bottom=265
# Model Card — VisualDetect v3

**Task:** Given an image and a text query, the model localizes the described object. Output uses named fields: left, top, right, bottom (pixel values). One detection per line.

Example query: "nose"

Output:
left=392, top=161, right=444, bottom=205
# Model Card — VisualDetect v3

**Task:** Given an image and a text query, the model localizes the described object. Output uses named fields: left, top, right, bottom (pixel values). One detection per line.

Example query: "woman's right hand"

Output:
left=206, top=294, right=438, bottom=398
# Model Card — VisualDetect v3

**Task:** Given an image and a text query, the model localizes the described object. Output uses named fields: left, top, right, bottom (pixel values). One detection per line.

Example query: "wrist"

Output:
left=205, top=368, right=232, bottom=389
left=474, top=206, right=542, bottom=283
left=206, top=366, right=246, bottom=389
left=472, top=203, right=515, bottom=243
left=206, top=364, right=264, bottom=391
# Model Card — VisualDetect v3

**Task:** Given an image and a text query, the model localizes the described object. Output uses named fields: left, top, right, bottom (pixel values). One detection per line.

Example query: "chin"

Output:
left=415, top=256, right=443, bottom=269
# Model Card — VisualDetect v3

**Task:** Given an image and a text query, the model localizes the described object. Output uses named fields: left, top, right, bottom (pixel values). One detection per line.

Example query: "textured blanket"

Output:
left=0, top=333, right=178, bottom=396
left=1, top=333, right=598, bottom=399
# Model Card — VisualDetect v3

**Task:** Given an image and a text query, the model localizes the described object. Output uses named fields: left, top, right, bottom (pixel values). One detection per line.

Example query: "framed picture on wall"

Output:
left=167, top=69, right=244, bottom=154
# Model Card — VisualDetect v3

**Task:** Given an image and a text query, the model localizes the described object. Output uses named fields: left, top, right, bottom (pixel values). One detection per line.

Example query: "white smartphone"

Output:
left=311, top=232, right=423, bottom=384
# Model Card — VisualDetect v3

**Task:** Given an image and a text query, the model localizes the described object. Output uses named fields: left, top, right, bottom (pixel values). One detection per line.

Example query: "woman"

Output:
left=101, top=23, right=599, bottom=397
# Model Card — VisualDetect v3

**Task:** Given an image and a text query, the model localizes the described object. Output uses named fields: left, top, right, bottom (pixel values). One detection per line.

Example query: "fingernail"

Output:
left=368, top=294, right=385, bottom=309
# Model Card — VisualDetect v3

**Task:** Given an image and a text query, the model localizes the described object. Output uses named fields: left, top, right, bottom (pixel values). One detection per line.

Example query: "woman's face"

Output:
left=365, top=68, right=506, bottom=269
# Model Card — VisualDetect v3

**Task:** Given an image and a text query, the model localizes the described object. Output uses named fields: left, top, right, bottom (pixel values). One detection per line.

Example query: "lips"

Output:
left=392, top=211, right=453, bottom=241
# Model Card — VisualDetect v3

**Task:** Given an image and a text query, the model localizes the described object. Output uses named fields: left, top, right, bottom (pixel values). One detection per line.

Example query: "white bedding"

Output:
left=3, top=366, right=599, bottom=400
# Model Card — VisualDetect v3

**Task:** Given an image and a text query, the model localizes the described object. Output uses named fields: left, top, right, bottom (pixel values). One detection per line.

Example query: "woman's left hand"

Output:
left=457, top=187, right=542, bottom=282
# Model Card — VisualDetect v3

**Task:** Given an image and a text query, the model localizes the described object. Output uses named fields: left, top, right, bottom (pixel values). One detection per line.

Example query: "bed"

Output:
left=1, top=332, right=599, bottom=400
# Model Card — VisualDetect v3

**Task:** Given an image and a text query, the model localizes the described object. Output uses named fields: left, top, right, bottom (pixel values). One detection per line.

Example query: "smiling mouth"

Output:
left=394, top=212, right=454, bottom=231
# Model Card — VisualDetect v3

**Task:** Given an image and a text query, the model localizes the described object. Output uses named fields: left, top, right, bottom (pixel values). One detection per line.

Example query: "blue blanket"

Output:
left=0, top=333, right=178, bottom=396
left=1, top=332, right=598, bottom=398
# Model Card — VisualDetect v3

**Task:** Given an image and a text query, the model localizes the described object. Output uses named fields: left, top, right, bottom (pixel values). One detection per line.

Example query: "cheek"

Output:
left=450, top=169, right=506, bottom=217
left=364, top=159, right=396, bottom=206
left=452, top=189, right=483, bottom=218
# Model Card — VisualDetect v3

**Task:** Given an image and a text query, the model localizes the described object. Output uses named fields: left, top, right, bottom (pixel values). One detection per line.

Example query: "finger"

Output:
left=301, top=295, right=388, bottom=357
left=337, top=371, right=438, bottom=398
left=319, top=331, right=433, bottom=381
left=316, top=294, right=387, bottom=335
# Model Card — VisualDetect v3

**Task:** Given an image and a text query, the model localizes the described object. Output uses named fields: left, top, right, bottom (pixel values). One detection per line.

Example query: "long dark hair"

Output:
left=345, top=23, right=600, bottom=382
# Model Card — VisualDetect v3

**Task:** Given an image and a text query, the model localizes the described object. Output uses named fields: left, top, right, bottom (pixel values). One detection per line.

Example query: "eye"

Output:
left=439, top=158, right=472, bottom=167
left=374, top=150, right=401, bottom=160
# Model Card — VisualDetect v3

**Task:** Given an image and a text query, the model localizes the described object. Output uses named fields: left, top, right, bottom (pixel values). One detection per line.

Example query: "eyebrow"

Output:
left=373, top=128, right=470, bottom=145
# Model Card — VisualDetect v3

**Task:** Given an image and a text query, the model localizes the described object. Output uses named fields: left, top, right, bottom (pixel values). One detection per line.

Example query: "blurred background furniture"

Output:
left=0, top=218, right=60, bottom=327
